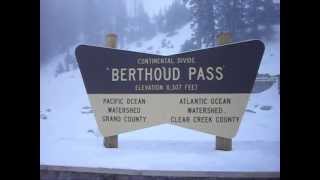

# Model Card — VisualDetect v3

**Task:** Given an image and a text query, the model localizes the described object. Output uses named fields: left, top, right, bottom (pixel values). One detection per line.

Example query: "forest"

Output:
left=41, top=0, right=279, bottom=66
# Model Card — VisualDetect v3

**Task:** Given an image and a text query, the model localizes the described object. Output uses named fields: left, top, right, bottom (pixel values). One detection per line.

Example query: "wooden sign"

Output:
left=75, top=40, right=265, bottom=139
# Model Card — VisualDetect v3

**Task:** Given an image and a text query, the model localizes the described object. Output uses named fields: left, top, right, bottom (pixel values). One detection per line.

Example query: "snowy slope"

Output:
left=125, top=23, right=279, bottom=75
left=258, top=25, right=280, bottom=75
left=125, top=22, right=193, bottom=55
left=40, top=22, right=280, bottom=171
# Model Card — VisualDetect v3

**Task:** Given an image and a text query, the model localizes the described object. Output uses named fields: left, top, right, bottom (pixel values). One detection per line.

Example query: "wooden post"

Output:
left=216, top=136, right=232, bottom=151
left=104, top=33, right=118, bottom=148
left=106, top=33, right=117, bottom=49
left=216, top=32, right=233, bottom=45
left=215, top=32, right=232, bottom=151
left=104, top=135, right=118, bottom=148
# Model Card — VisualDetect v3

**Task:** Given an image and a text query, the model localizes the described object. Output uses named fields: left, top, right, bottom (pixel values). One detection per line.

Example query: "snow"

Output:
left=125, top=23, right=279, bottom=75
left=125, top=22, right=193, bottom=55
left=258, top=25, right=280, bottom=75
left=40, top=22, right=280, bottom=172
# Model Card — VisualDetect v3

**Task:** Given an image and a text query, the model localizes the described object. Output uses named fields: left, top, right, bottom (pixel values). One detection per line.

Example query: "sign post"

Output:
left=215, top=32, right=233, bottom=151
left=75, top=37, right=264, bottom=151
left=103, top=33, right=118, bottom=148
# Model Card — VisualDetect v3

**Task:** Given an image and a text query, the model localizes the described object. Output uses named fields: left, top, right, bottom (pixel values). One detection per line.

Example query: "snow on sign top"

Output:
left=75, top=40, right=265, bottom=138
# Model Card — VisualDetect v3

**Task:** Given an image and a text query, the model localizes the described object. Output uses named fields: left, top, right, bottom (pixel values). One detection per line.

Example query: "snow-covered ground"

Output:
left=40, top=23, right=280, bottom=171
left=125, top=22, right=193, bottom=55
left=125, top=23, right=279, bottom=75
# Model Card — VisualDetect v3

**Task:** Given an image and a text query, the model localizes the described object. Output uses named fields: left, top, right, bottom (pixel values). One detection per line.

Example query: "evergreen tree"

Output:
left=112, top=0, right=129, bottom=47
left=181, top=0, right=279, bottom=52
left=154, top=8, right=166, bottom=33
left=244, top=0, right=279, bottom=41
left=156, top=0, right=191, bottom=33
left=81, top=0, right=130, bottom=46
left=180, top=38, right=200, bottom=52
left=41, top=0, right=84, bottom=65
left=126, top=2, right=156, bottom=43
left=55, top=63, right=65, bottom=77
left=215, top=0, right=247, bottom=41
left=82, top=0, right=101, bottom=43
left=182, top=0, right=218, bottom=49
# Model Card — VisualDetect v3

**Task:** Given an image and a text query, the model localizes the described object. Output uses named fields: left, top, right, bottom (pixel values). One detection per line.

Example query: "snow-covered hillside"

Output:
left=124, top=23, right=279, bottom=75
left=40, top=22, right=280, bottom=171
left=125, top=22, right=193, bottom=55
